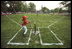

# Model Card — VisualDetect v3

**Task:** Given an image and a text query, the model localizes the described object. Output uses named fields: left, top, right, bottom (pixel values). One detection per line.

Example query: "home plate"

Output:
left=35, top=40, right=39, bottom=44
left=32, top=31, right=40, bottom=35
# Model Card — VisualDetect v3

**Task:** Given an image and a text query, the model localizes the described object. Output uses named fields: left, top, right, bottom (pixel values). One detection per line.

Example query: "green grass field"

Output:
left=1, top=13, right=71, bottom=48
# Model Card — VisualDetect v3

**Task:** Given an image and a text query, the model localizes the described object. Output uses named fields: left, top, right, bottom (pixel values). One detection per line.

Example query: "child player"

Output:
left=21, top=16, right=30, bottom=35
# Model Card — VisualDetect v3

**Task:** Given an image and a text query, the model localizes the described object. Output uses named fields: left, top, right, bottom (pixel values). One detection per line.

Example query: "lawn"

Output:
left=1, top=13, right=71, bottom=48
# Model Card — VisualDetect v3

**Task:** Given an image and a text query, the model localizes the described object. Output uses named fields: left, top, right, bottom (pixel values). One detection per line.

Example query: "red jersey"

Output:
left=21, top=16, right=29, bottom=26
left=22, top=20, right=29, bottom=26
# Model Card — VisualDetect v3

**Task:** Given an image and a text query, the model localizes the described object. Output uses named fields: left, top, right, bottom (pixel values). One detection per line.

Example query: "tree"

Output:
left=41, top=7, right=49, bottom=13
left=28, top=2, right=36, bottom=13
left=6, top=1, right=23, bottom=13
left=1, top=1, right=8, bottom=12
left=53, top=8, right=63, bottom=13
left=21, top=2, right=28, bottom=12
left=54, top=8, right=59, bottom=13
left=59, top=8, right=63, bottom=13
left=15, top=1, right=23, bottom=12
left=60, top=1, right=71, bottom=13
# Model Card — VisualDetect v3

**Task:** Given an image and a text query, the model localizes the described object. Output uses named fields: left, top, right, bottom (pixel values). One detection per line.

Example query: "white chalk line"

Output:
left=6, top=15, right=32, bottom=45
left=38, top=27, right=63, bottom=45
left=7, top=27, right=23, bottom=44
left=6, top=15, right=22, bottom=27
left=6, top=15, right=33, bottom=29
left=47, top=17, right=64, bottom=44
left=38, top=27, right=42, bottom=44
left=7, top=28, right=32, bottom=45
left=6, top=15, right=24, bottom=45
left=7, top=24, right=63, bottom=45
left=8, top=42, right=29, bottom=45
left=27, top=29, right=32, bottom=45
left=6, top=15, right=35, bottom=45
left=48, top=27, right=63, bottom=43
left=6, top=15, right=64, bottom=45
left=48, top=17, right=65, bottom=28
left=38, top=17, right=64, bottom=45
left=41, top=43, right=63, bottom=45
left=7, top=26, right=63, bottom=45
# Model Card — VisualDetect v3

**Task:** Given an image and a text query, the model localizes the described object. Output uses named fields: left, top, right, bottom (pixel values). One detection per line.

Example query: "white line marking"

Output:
left=8, top=42, right=29, bottom=45
left=48, top=27, right=63, bottom=43
left=7, top=27, right=32, bottom=45
left=28, top=29, right=32, bottom=44
left=48, top=21, right=58, bottom=27
left=6, top=15, right=33, bottom=45
left=38, top=27, right=63, bottom=45
left=48, top=17, right=65, bottom=28
left=42, top=43, right=63, bottom=45
left=38, top=27, right=43, bottom=44
left=7, top=27, right=23, bottom=44
left=38, top=17, right=64, bottom=45
left=6, top=15, right=22, bottom=27
left=47, top=17, right=64, bottom=44
left=6, top=15, right=64, bottom=45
